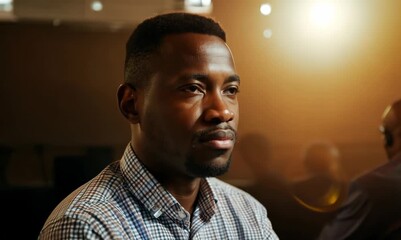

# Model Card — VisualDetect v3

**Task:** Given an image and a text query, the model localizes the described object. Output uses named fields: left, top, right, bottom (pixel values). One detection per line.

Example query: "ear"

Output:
left=117, top=83, right=140, bottom=124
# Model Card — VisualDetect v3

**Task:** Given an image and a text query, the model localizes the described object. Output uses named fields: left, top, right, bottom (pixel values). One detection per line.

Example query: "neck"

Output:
left=129, top=139, right=202, bottom=213
left=163, top=178, right=201, bottom=214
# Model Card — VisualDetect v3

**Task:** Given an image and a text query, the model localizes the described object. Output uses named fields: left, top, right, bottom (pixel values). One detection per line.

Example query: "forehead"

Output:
left=383, top=106, right=401, bottom=130
left=156, top=33, right=235, bottom=70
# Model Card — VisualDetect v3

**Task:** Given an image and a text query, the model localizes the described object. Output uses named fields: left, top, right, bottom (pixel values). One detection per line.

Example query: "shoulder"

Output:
left=353, top=159, right=401, bottom=192
left=40, top=162, right=128, bottom=237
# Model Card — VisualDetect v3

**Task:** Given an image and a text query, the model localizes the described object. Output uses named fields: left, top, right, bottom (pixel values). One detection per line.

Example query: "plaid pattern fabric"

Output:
left=39, top=144, right=279, bottom=239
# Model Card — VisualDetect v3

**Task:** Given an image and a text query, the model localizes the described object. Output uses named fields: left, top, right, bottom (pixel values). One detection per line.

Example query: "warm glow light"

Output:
left=309, top=2, right=336, bottom=29
left=301, top=0, right=346, bottom=40
left=201, top=0, right=212, bottom=6
left=268, top=0, right=367, bottom=69
left=91, top=1, right=103, bottom=12
left=263, top=28, right=273, bottom=38
left=187, top=0, right=211, bottom=6
left=185, top=0, right=213, bottom=14
left=260, top=3, right=272, bottom=16
left=0, top=0, right=12, bottom=12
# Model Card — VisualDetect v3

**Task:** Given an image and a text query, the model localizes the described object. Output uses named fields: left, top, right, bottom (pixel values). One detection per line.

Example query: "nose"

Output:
left=204, top=94, right=235, bottom=124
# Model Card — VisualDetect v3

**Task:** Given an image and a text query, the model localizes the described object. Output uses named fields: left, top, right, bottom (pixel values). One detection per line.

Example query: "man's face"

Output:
left=136, top=33, right=239, bottom=179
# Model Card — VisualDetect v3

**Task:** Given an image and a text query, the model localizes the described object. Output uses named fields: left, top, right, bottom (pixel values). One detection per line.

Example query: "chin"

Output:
left=186, top=156, right=232, bottom=178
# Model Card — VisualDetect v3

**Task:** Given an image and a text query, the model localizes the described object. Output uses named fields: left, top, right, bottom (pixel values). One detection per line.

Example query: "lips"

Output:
left=199, top=130, right=235, bottom=142
left=198, top=129, right=236, bottom=149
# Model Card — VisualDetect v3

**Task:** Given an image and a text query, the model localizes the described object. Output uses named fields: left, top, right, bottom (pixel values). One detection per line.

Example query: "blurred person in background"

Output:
left=288, top=140, right=348, bottom=239
left=238, top=134, right=347, bottom=239
left=318, top=99, right=401, bottom=239
left=291, top=140, right=348, bottom=214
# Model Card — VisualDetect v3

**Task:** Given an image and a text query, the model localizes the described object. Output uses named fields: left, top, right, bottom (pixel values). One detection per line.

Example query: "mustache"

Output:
left=194, top=125, right=237, bottom=143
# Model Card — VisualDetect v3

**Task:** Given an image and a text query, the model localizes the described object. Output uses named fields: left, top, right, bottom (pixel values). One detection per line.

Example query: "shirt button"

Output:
left=178, top=209, right=187, bottom=220
left=151, top=204, right=162, bottom=218
left=151, top=204, right=160, bottom=212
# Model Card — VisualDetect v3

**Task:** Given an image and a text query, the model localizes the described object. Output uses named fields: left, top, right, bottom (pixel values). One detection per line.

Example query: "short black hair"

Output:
left=124, top=12, right=226, bottom=87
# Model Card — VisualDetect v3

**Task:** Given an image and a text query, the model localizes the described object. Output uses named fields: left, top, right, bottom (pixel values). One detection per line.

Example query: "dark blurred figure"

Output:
left=238, top=134, right=344, bottom=240
left=237, top=133, right=284, bottom=190
left=291, top=141, right=348, bottom=214
left=318, top=99, right=401, bottom=240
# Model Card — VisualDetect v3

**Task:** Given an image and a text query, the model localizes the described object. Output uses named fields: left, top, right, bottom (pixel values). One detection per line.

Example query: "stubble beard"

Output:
left=185, top=152, right=232, bottom=178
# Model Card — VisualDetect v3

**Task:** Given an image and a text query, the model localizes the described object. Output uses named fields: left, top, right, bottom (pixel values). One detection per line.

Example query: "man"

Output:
left=39, top=12, right=278, bottom=239
left=291, top=141, right=347, bottom=213
left=318, top=99, right=401, bottom=239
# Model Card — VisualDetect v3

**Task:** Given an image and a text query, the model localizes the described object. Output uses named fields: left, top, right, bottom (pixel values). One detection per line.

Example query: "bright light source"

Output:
left=308, top=2, right=336, bottom=29
left=263, top=28, right=273, bottom=38
left=91, top=1, right=103, bottom=12
left=0, top=0, right=12, bottom=12
left=187, top=0, right=200, bottom=5
left=269, top=0, right=366, bottom=69
left=201, top=0, right=212, bottom=7
left=299, top=0, right=348, bottom=43
left=187, top=0, right=211, bottom=6
left=260, top=3, right=272, bottom=16
left=185, top=0, right=213, bottom=14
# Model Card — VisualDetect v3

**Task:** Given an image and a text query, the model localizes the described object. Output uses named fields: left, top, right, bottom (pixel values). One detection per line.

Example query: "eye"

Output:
left=224, top=86, right=240, bottom=96
left=181, top=84, right=205, bottom=95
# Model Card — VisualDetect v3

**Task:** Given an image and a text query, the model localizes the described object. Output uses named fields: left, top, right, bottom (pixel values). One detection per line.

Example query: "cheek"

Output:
left=147, top=102, right=202, bottom=136
left=172, top=106, right=202, bottom=130
left=231, top=104, right=240, bottom=127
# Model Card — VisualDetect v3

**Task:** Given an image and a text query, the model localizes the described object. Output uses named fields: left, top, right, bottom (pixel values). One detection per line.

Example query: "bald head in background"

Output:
left=381, top=99, right=401, bottom=159
left=302, top=141, right=343, bottom=181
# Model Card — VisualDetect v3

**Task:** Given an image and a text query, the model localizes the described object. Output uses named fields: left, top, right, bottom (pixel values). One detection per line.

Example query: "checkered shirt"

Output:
left=39, top=144, right=279, bottom=239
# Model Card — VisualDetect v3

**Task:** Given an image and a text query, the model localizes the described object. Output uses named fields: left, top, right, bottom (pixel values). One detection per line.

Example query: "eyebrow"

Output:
left=227, top=74, right=241, bottom=84
left=184, top=73, right=241, bottom=84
